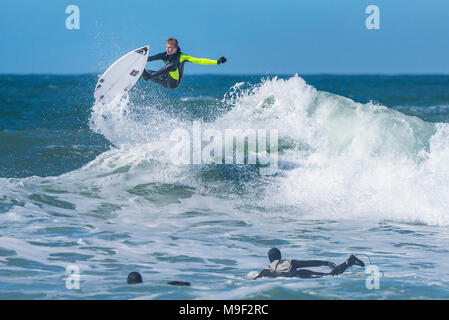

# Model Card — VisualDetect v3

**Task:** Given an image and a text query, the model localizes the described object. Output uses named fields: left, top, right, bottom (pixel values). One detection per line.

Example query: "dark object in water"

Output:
left=167, top=280, right=191, bottom=286
left=127, top=272, right=143, bottom=284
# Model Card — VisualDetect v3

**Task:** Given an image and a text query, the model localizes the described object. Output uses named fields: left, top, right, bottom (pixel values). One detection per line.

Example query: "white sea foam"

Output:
left=63, top=75, right=449, bottom=226
left=214, top=75, right=449, bottom=226
left=3, top=75, right=449, bottom=228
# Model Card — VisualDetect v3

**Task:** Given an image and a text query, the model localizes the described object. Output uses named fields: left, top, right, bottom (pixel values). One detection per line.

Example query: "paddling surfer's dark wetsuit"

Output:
left=253, top=248, right=365, bottom=279
left=141, top=48, right=227, bottom=89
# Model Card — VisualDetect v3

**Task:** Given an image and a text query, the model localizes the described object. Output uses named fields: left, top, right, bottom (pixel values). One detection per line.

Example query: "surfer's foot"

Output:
left=348, top=255, right=365, bottom=267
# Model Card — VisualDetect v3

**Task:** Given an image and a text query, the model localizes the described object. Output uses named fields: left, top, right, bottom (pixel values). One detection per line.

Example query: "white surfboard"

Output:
left=94, top=45, right=149, bottom=105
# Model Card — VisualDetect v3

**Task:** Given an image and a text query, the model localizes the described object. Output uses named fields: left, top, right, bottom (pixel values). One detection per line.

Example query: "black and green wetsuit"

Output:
left=142, top=48, right=219, bottom=89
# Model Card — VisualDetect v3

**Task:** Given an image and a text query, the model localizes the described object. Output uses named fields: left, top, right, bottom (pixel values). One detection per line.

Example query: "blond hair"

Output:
left=166, top=38, right=179, bottom=49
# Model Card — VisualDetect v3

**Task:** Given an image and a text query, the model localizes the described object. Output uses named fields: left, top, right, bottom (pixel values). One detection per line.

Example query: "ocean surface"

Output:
left=1, top=74, right=449, bottom=299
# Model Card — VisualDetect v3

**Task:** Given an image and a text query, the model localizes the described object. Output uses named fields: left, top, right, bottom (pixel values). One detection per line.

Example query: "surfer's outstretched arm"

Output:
left=147, top=52, right=165, bottom=62
left=253, top=269, right=273, bottom=279
left=180, top=55, right=227, bottom=65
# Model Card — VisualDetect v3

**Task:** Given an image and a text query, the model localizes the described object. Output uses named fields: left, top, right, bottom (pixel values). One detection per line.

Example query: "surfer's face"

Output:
left=166, top=44, right=177, bottom=55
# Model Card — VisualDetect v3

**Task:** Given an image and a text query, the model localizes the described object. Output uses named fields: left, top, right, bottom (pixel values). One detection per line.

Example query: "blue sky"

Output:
left=1, top=0, right=448, bottom=74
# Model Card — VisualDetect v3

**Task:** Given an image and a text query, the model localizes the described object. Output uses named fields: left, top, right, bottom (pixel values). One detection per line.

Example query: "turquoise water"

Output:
left=1, top=74, right=449, bottom=299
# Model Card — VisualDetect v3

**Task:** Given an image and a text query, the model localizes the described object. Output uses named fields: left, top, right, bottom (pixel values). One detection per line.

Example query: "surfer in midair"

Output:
left=141, top=38, right=227, bottom=89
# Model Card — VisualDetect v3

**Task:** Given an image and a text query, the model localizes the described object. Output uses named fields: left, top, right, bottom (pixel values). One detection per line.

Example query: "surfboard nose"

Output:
left=135, top=45, right=149, bottom=55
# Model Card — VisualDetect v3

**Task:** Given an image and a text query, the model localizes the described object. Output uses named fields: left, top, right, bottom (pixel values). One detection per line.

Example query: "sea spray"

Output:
left=2, top=74, right=449, bottom=299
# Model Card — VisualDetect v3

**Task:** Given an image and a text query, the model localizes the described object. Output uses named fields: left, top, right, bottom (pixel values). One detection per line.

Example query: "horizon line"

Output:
left=1, top=72, right=449, bottom=77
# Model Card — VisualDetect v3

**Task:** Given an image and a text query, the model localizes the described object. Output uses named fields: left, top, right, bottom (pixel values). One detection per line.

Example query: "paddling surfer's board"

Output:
left=94, top=45, right=149, bottom=105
